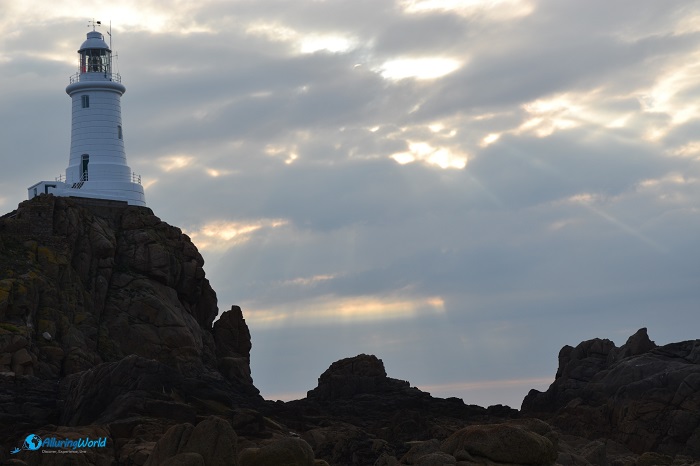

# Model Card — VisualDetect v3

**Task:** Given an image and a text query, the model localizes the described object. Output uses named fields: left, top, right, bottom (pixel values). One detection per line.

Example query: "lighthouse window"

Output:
left=118, top=125, right=123, bottom=139
left=81, top=95, right=90, bottom=108
left=81, top=155, right=89, bottom=181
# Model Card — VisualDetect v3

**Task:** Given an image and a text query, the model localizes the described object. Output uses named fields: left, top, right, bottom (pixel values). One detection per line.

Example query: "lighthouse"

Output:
left=28, top=26, right=146, bottom=206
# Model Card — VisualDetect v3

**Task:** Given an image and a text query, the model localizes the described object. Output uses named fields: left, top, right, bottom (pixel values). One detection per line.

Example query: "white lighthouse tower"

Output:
left=28, top=26, right=146, bottom=206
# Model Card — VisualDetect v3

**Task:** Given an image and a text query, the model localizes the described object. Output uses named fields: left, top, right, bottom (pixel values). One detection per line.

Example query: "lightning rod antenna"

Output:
left=108, top=21, right=112, bottom=51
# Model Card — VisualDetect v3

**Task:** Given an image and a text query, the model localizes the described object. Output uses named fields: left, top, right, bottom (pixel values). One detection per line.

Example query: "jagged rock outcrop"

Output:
left=307, top=354, right=412, bottom=401
left=0, top=196, right=259, bottom=463
left=302, top=354, right=518, bottom=429
left=0, top=196, right=254, bottom=383
left=0, top=196, right=229, bottom=379
left=522, top=328, right=700, bottom=458
left=214, top=305, right=254, bottom=386
left=273, top=354, right=523, bottom=465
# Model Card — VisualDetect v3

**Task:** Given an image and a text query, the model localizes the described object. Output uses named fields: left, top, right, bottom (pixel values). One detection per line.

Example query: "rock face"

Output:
left=0, top=195, right=229, bottom=379
left=0, top=196, right=259, bottom=459
left=213, top=305, right=254, bottom=386
left=144, top=416, right=238, bottom=466
left=522, top=328, right=700, bottom=458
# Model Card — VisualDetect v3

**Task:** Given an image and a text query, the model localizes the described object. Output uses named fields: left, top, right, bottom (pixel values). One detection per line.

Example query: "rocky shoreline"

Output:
left=1, top=196, right=698, bottom=465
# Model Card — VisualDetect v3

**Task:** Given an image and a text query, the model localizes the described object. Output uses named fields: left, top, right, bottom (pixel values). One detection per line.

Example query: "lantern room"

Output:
left=78, top=31, right=112, bottom=75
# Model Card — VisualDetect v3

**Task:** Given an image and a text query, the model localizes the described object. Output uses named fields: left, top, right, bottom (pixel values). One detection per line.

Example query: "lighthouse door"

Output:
left=81, top=154, right=89, bottom=181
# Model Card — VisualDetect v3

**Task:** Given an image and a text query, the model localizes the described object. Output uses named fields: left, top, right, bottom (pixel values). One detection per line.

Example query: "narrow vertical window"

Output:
left=81, top=95, right=90, bottom=108
left=81, top=154, right=89, bottom=181
left=118, top=125, right=123, bottom=139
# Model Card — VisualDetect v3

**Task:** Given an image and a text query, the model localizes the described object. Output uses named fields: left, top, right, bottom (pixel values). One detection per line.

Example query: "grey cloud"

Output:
left=469, top=130, right=673, bottom=207
left=372, top=12, right=471, bottom=56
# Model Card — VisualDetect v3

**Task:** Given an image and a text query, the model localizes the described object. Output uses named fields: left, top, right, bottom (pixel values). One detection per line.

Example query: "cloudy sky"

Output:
left=1, top=0, right=699, bottom=408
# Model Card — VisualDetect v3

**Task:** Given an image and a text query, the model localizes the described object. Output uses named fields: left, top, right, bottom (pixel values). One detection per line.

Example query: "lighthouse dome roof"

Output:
left=79, top=31, right=110, bottom=52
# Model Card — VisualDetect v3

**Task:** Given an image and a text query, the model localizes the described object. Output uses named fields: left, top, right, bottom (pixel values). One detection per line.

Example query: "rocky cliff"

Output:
left=0, top=196, right=254, bottom=381
left=0, top=196, right=259, bottom=463
left=1, top=196, right=699, bottom=466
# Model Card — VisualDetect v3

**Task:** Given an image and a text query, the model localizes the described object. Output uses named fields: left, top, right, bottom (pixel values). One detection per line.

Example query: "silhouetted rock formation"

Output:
left=274, top=354, right=521, bottom=465
left=307, top=353, right=414, bottom=401
left=214, top=305, right=254, bottom=386
left=523, top=327, right=700, bottom=459
left=2, top=197, right=699, bottom=466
